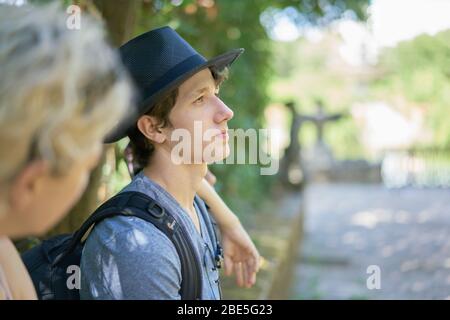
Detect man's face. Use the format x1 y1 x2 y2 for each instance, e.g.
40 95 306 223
164 68 234 164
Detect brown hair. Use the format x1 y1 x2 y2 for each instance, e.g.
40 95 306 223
127 67 229 173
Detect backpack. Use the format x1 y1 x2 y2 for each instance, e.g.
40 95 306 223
21 191 223 300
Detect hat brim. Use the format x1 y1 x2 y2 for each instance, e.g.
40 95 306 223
104 48 244 143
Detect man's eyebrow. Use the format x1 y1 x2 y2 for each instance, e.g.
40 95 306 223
186 83 218 99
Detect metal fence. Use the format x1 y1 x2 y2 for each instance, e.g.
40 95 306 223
381 148 450 188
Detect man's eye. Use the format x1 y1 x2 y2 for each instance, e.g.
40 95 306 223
194 96 204 103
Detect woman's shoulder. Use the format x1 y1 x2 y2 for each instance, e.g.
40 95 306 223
0 237 37 300
0 262 12 300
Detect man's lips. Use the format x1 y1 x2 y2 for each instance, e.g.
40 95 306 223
214 129 229 139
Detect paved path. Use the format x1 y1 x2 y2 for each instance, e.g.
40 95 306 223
290 183 450 299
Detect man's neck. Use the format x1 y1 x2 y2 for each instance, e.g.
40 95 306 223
143 150 207 212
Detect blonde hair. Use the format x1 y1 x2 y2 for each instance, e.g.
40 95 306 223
0 3 132 214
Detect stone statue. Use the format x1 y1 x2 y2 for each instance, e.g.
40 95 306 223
301 99 344 146
301 99 345 174
279 101 305 189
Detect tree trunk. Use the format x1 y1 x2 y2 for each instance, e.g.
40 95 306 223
48 0 139 235
93 0 139 46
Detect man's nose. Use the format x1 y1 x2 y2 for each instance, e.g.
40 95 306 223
214 97 234 123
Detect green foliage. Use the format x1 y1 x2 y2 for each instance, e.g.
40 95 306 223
260 0 368 31
373 29 450 147
269 32 366 160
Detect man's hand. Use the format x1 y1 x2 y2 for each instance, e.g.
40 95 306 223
220 220 261 288
205 169 217 186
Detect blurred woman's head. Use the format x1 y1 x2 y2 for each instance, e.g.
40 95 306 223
0 4 132 238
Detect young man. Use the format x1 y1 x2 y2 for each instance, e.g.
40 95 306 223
80 26 258 300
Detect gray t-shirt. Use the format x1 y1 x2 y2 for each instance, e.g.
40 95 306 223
80 172 221 300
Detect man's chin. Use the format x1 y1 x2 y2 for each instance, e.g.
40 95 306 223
203 146 230 164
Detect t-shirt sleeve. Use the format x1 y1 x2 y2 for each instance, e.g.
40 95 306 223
80 216 182 300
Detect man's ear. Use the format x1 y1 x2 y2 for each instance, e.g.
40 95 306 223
9 160 49 212
136 115 167 144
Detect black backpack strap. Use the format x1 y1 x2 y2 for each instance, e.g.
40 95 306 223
55 191 202 300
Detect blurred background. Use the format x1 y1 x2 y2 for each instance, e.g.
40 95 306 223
7 0 450 299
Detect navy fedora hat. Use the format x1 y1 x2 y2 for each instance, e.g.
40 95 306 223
104 26 244 143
